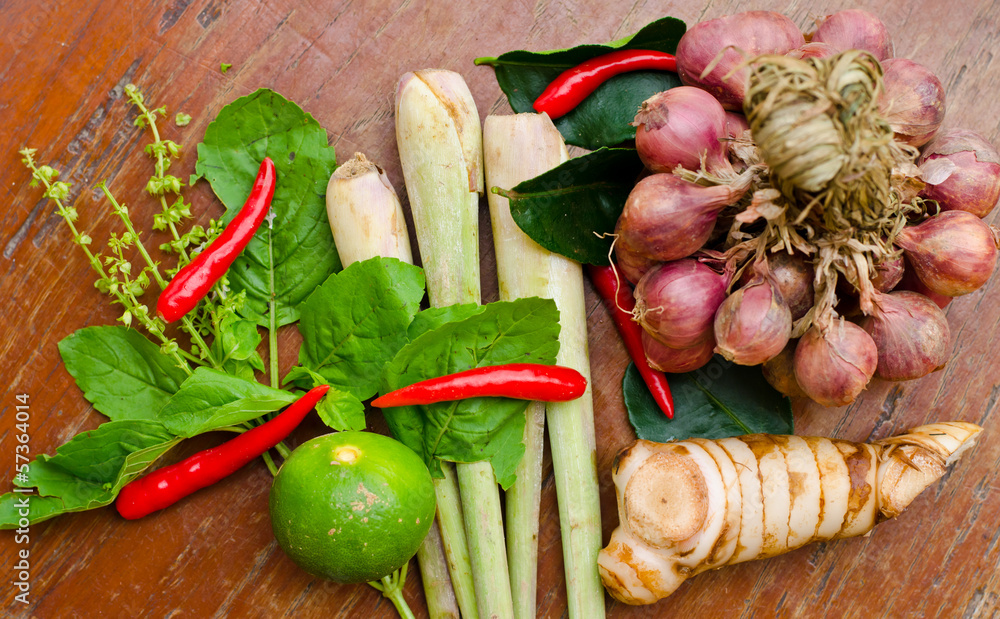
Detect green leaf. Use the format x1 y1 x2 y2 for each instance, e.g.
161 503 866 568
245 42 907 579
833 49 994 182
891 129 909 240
157 367 297 437
0 420 180 528
193 88 340 327
58 326 190 421
212 314 265 380
381 298 561 489
503 148 644 265
406 304 484 340
625 358 794 441
315 388 366 432
475 17 685 149
289 257 426 399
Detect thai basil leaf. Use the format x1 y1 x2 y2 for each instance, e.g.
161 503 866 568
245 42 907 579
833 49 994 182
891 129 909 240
58 326 189 421
475 17 685 149
625 358 794 441
193 88 340 327
315 387 367 432
156 367 297 437
0 420 180 528
502 147 644 265
381 298 561 489
287 257 426 400
212 315 266 381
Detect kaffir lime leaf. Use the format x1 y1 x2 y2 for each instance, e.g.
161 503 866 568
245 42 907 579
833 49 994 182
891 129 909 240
269 431 436 584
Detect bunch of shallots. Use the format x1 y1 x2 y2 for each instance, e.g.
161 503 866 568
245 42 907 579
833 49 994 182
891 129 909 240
621 9 1000 406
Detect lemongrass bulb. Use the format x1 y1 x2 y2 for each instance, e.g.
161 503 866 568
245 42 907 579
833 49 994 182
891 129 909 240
326 153 412 267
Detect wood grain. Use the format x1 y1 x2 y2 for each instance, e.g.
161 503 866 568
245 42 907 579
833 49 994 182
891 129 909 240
2 0 999 617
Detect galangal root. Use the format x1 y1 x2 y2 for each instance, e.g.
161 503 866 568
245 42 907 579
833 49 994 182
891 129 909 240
597 422 982 605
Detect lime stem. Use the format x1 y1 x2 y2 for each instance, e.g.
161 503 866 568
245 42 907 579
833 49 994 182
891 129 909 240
368 565 415 619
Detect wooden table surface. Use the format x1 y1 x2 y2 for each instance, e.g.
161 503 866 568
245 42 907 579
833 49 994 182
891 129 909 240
3 0 999 617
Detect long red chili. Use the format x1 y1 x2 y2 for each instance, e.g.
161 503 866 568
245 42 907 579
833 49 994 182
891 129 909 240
115 384 329 520
587 264 675 419
372 363 587 408
157 157 277 323
533 49 678 120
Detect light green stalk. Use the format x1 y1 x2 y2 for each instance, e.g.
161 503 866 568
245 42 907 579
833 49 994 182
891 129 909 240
325 151 458 618
396 69 512 619
483 113 605 619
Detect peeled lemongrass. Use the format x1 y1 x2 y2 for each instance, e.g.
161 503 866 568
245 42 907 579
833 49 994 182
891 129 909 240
484 112 604 619
325 153 458 619
598 422 982 605
396 69 510 619
325 152 413 266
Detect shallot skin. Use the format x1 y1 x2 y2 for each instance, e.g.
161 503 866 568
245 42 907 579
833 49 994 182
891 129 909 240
810 9 894 61
794 321 878 407
786 41 839 60
896 211 998 297
676 11 804 111
860 291 950 381
878 58 945 147
919 129 1000 218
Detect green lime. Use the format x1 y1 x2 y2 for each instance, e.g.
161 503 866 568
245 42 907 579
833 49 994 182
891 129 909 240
269 431 436 584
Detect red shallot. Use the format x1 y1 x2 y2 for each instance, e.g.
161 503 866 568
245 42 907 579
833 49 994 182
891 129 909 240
859 290 950 381
634 87 734 176
713 268 792 366
895 211 998 297
615 173 745 262
739 251 814 320
675 11 804 111
761 340 806 398
793 320 878 407
642 330 715 374
878 58 945 147
919 129 1000 218
634 259 729 349
810 9 894 61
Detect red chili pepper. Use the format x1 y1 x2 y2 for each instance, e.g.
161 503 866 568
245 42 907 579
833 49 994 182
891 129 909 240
533 49 678 120
115 384 329 520
587 264 675 419
372 363 587 408
157 157 277 323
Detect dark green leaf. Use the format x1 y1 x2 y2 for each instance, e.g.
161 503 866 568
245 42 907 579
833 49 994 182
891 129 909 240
289 257 426 399
381 298 561 489
315 388 366 432
625 357 794 441
58 326 189 421
157 367 296 437
475 17 685 149
0 420 180 528
503 148 644 265
193 88 340 327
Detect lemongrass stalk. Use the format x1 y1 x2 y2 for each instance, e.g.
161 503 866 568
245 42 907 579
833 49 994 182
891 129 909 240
325 152 459 619
396 69 512 619
483 113 605 619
